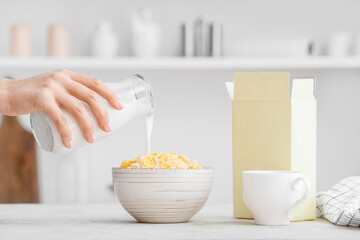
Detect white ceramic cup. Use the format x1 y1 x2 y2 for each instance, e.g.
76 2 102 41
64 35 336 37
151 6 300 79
242 171 310 226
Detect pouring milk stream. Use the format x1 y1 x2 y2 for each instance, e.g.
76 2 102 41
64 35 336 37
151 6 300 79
30 74 155 155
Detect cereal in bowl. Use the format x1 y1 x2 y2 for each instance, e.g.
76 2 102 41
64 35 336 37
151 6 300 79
119 152 202 169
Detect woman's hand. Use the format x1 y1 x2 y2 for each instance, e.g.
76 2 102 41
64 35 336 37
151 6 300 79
0 69 123 148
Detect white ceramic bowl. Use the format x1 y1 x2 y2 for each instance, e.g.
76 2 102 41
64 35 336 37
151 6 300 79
112 168 213 223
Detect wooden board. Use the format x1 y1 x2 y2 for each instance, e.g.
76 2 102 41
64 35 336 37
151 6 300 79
0 115 39 203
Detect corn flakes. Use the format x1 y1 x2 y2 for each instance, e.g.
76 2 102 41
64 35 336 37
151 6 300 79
119 152 202 169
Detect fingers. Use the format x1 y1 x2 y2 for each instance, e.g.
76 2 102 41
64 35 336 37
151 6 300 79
66 70 122 110
65 80 111 133
57 93 95 144
42 100 72 148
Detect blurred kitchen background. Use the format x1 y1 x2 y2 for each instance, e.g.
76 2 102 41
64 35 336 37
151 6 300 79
1 0 360 204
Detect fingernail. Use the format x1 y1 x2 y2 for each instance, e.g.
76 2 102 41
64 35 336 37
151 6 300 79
68 140 73 148
117 101 124 110
107 122 112 132
91 134 96 143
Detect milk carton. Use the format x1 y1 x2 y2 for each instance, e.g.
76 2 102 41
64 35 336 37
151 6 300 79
226 72 316 221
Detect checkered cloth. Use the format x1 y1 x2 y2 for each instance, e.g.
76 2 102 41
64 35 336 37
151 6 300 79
317 176 360 227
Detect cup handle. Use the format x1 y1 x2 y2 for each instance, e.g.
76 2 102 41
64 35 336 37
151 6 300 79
286 176 311 220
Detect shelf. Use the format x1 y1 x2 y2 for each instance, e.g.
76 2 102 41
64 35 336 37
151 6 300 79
1 57 360 70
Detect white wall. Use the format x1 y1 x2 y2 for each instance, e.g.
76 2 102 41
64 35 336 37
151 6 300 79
1 0 360 204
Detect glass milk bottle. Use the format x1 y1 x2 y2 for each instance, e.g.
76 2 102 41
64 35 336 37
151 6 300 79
30 74 155 154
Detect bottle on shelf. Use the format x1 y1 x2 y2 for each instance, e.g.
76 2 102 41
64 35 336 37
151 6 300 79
48 24 69 57
10 24 32 57
91 21 119 58
131 9 161 58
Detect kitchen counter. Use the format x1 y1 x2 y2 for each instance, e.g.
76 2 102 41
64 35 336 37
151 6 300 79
0 204 358 239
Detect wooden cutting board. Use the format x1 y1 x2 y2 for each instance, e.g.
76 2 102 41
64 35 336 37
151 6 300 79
0 115 39 203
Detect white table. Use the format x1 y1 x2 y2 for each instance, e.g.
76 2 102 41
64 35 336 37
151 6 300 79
0 204 358 239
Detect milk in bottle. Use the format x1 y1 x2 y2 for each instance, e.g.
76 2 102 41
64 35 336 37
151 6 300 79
30 74 155 154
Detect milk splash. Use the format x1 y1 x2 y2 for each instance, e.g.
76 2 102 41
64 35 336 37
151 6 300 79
145 113 153 156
